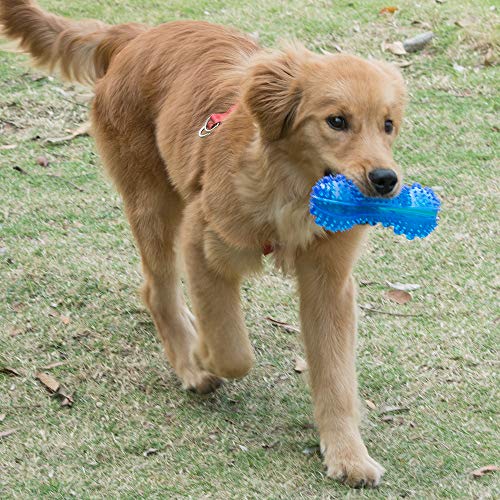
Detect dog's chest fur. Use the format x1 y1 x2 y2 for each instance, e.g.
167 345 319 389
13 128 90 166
233 154 326 268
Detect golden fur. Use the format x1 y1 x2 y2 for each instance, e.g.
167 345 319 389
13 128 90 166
1 0 408 487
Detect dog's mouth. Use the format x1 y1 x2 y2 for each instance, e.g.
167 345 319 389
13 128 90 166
322 168 402 199
323 168 337 178
362 181 402 199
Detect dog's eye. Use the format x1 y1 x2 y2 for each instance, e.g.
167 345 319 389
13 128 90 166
384 119 394 134
326 115 348 131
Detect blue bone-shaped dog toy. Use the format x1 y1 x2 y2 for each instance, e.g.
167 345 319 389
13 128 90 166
310 175 441 240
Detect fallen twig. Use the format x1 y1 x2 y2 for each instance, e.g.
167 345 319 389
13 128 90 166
12 165 85 192
379 405 410 415
359 305 424 318
12 166 28 175
44 122 91 144
265 317 300 333
45 174 84 192
10 404 42 409
0 367 21 377
359 281 379 287
471 465 499 478
0 429 18 439
42 361 67 370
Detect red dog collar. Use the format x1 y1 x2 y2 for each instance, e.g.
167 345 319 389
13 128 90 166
198 105 237 137
198 104 273 256
262 242 274 256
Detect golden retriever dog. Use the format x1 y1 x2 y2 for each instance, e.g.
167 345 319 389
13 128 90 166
1 0 407 487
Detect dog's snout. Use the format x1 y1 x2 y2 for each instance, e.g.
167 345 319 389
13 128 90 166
368 168 398 195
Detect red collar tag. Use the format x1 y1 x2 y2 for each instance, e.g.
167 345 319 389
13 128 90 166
198 105 237 137
198 104 272 256
262 243 274 256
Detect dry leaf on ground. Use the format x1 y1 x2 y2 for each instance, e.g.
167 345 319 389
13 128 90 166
471 465 499 478
294 356 308 373
382 41 407 56
36 372 74 407
0 144 17 150
0 414 6 422
59 390 74 407
483 47 496 67
365 399 377 410
386 281 420 291
384 289 412 304
60 315 71 325
36 372 60 392
36 156 49 167
43 361 67 370
0 429 18 439
380 6 398 14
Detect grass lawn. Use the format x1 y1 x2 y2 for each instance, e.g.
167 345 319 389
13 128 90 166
1 0 498 497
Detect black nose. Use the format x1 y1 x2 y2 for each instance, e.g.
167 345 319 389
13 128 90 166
368 168 398 195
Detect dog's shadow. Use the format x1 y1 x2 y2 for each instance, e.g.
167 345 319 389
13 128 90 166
126 299 317 458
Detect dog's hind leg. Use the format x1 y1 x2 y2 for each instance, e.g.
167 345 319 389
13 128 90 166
93 128 221 394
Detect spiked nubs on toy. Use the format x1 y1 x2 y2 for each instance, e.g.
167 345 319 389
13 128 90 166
310 175 441 240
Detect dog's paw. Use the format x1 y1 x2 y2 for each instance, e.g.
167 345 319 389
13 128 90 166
322 440 384 488
182 368 223 394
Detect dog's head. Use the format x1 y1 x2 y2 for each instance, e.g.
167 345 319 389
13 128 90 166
243 46 407 197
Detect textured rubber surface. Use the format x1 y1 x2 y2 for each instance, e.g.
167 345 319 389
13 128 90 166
310 175 441 240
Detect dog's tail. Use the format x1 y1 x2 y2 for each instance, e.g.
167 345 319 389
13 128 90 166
0 0 147 85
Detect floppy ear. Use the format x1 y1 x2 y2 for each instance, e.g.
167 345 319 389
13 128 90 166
243 48 306 142
373 60 408 105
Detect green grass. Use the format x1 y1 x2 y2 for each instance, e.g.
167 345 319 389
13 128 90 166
1 0 498 497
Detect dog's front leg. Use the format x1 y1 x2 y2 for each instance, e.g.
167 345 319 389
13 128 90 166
295 232 384 488
181 198 259 382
